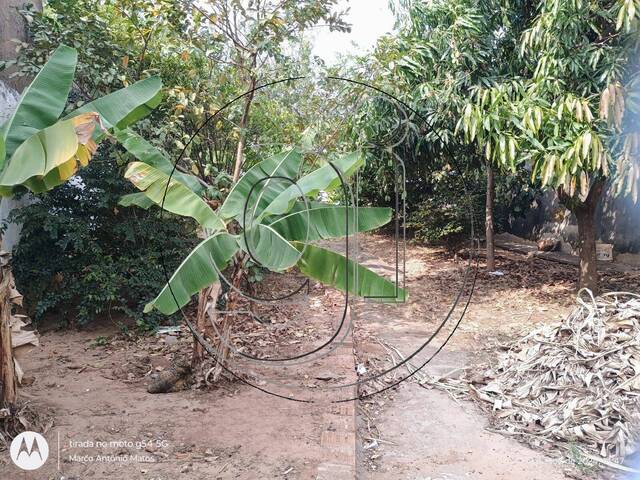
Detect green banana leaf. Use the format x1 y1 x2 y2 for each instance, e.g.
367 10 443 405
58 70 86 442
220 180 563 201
269 206 392 241
0 135 5 168
219 148 303 221
261 151 364 218
114 128 204 195
0 113 98 195
145 232 239 314
118 192 155 209
1 45 77 163
242 224 301 271
295 243 406 302
65 76 162 136
124 161 226 231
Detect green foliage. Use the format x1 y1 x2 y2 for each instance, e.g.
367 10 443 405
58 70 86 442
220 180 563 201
406 167 537 246
459 0 640 205
91 336 109 348
5 0 354 329
352 0 535 242
407 198 468 245
0 39 166 329
10 153 197 328
0 43 161 197
125 145 405 315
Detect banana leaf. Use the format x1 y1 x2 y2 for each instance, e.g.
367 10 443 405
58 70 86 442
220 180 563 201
261 151 363 218
219 148 303 221
118 192 155 209
242 224 301 271
295 243 406 302
0 135 5 168
269 206 391 241
124 162 226 231
0 113 98 195
1 45 77 162
144 232 239 314
65 76 162 137
114 128 204 195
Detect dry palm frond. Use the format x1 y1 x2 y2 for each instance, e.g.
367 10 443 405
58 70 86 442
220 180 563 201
430 289 640 467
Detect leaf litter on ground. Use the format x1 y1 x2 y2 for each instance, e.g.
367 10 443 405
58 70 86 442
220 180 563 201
412 289 640 472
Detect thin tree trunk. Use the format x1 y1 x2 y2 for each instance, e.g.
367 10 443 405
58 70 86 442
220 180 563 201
232 79 256 182
0 257 17 406
485 161 495 271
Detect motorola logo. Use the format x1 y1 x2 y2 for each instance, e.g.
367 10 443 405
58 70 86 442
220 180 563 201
9 431 49 470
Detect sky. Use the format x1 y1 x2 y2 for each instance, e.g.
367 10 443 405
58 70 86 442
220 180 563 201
311 0 396 64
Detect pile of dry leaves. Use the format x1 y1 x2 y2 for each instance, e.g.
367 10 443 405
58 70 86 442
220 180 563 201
430 290 640 468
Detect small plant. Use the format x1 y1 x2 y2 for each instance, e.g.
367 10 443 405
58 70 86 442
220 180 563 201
91 336 109 348
566 443 598 476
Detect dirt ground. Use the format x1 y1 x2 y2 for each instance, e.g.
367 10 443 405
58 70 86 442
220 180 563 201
351 234 640 480
2 234 639 479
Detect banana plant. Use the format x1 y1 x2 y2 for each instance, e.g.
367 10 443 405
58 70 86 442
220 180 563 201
119 138 406 315
0 44 162 196
0 44 162 407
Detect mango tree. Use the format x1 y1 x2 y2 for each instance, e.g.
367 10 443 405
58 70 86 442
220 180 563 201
120 135 405 377
0 45 162 406
368 0 533 271
460 0 640 292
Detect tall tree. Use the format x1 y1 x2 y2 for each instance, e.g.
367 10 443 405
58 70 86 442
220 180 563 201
191 0 349 181
365 0 534 268
462 0 640 291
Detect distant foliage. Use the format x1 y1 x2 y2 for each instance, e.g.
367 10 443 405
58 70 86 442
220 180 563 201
349 0 539 246
405 167 538 246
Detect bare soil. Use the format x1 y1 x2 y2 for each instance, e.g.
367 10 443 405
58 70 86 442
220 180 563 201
351 234 640 480
2 234 639 479
1 276 355 479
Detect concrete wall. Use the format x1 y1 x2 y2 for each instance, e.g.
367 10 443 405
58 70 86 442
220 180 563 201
1 0 42 90
1 0 41 252
509 186 640 256
0 80 25 252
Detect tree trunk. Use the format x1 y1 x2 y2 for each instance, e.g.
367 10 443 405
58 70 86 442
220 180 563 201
192 283 220 367
485 161 495 271
231 79 256 182
573 180 605 293
0 257 17 407
575 206 598 293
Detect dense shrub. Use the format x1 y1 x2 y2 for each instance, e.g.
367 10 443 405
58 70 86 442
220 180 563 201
399 162 538 247
9 148 197 329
